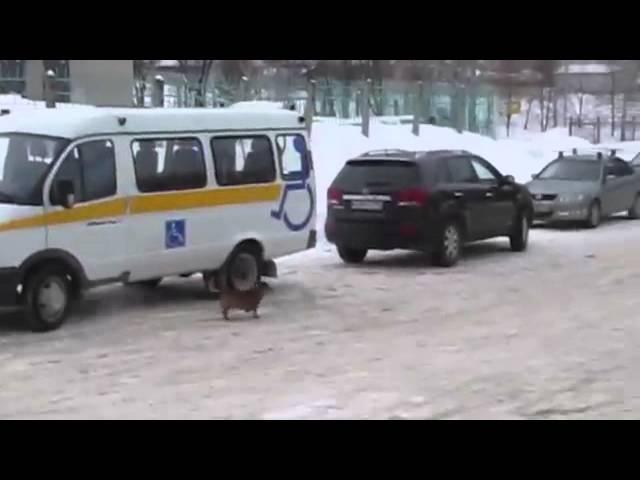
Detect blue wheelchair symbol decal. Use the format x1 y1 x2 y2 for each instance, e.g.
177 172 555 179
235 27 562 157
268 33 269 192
165 219 186 249
270 181 315 232
270 138 314 232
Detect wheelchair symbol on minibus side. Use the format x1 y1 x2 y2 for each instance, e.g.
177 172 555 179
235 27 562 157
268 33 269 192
165 219 186 249
270 136 315 232
270 180 315 232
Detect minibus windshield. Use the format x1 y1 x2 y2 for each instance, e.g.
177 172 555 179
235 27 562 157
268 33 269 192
0 134 69 205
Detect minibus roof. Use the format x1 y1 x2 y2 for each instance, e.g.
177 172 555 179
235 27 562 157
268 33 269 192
0 107 306 140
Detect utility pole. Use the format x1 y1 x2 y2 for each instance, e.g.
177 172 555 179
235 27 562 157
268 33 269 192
152 75 165 107
44 70 56 108
361 78 371 137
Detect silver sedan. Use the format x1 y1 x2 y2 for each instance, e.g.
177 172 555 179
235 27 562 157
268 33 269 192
527 153 640 228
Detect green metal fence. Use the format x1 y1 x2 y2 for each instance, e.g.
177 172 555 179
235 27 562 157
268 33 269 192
310 81 496 136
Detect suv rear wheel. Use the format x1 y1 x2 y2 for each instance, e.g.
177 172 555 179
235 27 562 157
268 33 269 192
337 246 368 264
432 221 462 267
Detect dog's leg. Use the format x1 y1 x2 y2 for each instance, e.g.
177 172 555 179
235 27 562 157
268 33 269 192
223 308 229 321
253 309 259 319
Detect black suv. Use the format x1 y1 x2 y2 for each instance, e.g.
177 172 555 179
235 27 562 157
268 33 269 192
324 149 534 266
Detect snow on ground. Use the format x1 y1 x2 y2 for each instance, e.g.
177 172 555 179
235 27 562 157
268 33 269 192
229 101 286 111
0 219 633 419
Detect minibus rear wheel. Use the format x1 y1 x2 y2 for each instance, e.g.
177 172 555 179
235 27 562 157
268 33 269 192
222 245 261 292
22 265 72 332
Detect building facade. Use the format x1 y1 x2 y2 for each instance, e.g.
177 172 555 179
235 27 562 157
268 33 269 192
0 60 134 106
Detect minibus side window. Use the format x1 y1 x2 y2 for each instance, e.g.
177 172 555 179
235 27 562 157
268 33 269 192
275 134 310 181
211 135 275 186
130 137 206 193
50 139 116 205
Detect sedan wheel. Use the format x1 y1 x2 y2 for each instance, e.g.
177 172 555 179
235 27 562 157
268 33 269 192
586 201 601 229
628 195 640 219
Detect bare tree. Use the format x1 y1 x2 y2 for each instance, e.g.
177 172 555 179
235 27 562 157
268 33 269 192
174 60 213 106
133 60 151 107
194 60 214 106
535 60 557 132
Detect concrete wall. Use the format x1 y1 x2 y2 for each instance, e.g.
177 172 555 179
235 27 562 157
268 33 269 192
69 60 133 106
22 60 134 106
23 60 45 100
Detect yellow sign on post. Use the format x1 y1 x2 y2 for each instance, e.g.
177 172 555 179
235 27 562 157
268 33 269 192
507 100 521 115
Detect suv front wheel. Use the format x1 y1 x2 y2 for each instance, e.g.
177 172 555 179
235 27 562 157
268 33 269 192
509 211 530 252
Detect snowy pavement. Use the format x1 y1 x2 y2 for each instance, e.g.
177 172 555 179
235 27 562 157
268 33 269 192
0 218 636 419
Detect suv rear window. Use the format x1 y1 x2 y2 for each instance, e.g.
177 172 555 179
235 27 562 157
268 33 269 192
333 160 421 190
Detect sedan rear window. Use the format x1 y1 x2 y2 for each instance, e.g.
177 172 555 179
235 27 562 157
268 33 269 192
538 159 602 182
333 160 420 190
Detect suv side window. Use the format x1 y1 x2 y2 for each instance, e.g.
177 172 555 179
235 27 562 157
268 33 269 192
470 156 500 183
50 139 117 205
446 156 479 183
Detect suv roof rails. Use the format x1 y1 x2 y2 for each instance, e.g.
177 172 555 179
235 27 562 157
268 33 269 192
413 149 470 159
556 148 579 156
360 149 413 157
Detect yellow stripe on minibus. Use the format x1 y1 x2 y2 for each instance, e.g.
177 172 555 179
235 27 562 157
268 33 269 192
0 184 283 233
130 183 282 214
0 198 128 233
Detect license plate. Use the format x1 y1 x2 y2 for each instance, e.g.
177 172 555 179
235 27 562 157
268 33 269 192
351 200 383 211
534 202 552 213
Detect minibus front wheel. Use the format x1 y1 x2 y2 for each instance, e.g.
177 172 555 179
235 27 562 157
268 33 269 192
22 264 72 332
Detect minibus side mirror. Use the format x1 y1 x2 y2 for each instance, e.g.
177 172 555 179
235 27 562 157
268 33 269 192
54 180 76 209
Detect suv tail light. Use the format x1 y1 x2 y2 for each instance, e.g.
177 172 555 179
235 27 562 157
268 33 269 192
395 188 429 207
328 187 343 206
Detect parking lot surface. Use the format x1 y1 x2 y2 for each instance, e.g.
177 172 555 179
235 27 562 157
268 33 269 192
0 219 635 419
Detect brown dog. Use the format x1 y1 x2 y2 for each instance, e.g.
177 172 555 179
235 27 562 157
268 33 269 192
220 283 267 320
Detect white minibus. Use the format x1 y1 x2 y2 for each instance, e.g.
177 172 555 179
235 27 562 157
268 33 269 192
0 107 316 331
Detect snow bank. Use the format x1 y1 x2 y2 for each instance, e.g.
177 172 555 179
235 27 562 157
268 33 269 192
310 119 593 240
228 101 286 111
0 94 95 112
596 140 640 160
